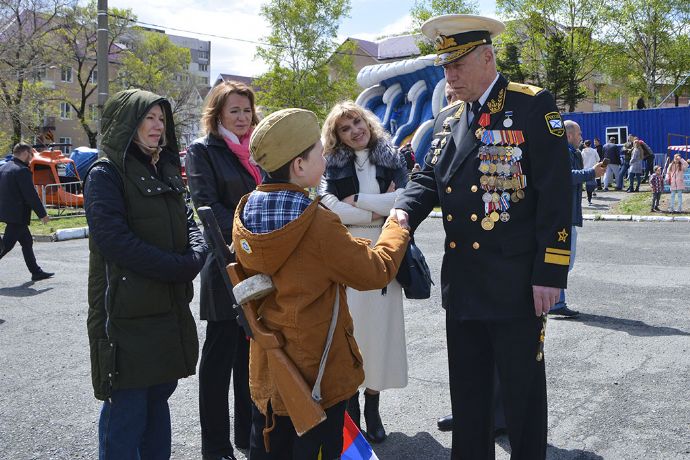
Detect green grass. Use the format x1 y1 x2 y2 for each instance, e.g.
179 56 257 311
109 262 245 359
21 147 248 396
611 191 677 216
0 210 87 236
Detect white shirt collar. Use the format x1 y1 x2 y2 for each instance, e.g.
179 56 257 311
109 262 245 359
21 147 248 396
475 73 500 108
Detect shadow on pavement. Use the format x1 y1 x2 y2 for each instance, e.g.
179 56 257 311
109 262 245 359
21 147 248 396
496 437 604 459
589 196 620 202
556 312 689 337
375 431 450 459
0 281 53 297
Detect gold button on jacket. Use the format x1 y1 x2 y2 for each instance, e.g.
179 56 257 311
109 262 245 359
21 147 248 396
446 186 453 193
449 241 457 249
471 185 478 192
446 214 453 222
470 214 478 222
472 242 480 250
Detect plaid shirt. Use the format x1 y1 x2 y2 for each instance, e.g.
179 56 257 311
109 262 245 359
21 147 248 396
650 172 663 193
242 189 311 234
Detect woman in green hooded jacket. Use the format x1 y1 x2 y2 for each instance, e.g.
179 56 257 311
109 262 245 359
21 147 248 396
84 89 208 459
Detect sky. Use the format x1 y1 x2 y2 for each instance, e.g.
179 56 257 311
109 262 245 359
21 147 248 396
107 0 498 79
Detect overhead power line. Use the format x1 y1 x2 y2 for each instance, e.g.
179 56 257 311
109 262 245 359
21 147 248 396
108 12 422 60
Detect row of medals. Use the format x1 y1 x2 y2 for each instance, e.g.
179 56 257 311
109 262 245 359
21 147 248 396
476 129 527 231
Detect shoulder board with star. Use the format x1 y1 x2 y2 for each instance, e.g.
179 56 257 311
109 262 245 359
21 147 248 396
507 82 542 97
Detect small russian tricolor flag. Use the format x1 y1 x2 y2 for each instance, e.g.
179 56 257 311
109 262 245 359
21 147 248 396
341 412 379 460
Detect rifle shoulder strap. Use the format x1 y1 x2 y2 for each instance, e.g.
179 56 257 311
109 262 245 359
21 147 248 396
311 286 340 402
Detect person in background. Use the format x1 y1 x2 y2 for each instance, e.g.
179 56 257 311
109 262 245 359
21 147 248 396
602 136 622 191
0 142 53 281
186 81 259 460
550 121 606 318
650 165 663 212
666 154 688 213
639 140 655 182
626 139 643 192
593 137 604 190
319 101 409 443
84 89 208 459
580 139 600 204
618 134 635 190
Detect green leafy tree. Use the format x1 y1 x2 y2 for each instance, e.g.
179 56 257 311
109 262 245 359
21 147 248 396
0 0 71 145
254 0 357 120
116 30 200 144
496 41 525 83
497 0 613 111
660 34 690 106
55 1 133 147
410 0 479 54
606 0 690 106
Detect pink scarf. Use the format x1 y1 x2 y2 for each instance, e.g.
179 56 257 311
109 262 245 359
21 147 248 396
220 125 262 186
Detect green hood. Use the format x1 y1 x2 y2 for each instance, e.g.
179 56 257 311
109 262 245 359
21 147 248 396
100 89 179 170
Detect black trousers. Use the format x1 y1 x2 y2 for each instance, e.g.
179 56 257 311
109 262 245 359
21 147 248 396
199 319 252 457
248 400 347 460
0 223 40 274
447 314 547 460
652 192 661 209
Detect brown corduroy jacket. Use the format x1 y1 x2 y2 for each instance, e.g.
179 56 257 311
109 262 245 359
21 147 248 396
232 182 409 416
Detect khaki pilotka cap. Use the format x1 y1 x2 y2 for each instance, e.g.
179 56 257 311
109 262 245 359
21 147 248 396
250 108 321 172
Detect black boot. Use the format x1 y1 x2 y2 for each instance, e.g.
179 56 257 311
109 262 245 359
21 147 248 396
364 392 387 443
347 391 361 430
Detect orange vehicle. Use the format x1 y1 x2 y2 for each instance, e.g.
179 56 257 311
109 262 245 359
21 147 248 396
29 147 84 207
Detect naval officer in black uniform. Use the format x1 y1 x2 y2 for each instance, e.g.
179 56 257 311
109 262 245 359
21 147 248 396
393 14 572 460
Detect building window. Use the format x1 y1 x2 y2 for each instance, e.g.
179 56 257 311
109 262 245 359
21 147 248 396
89 103 98 121
89 69 97 84
605 126 628 144
198 50 209 59
199 76 209 85
61 66 73 83
199 63 208 72
34 66 47 82
58 137 71 154
593 87 601 104
60 102 72 119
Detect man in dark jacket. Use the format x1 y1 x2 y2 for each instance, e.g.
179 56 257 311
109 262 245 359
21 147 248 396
0 143 53 281
602 137 622 191
550 121 605 318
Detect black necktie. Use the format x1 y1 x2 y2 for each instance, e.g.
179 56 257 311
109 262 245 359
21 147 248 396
469 101 481 126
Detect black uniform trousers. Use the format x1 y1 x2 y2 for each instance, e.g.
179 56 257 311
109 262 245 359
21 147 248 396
447 313 546 460
199 319 252 457
248 400 347 460
0 223 40 274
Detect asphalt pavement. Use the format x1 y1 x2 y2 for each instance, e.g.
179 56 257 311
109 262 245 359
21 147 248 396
0 219 689 459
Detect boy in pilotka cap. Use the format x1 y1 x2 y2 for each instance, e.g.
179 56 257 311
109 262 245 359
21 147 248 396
232 108 409 459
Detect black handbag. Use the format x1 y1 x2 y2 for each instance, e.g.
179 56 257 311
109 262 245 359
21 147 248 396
396 239 433 299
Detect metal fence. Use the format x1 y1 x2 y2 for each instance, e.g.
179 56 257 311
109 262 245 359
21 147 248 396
35 181 85 217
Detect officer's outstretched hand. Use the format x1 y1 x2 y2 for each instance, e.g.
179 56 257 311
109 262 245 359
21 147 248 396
532 285 560 316
391 208 409 229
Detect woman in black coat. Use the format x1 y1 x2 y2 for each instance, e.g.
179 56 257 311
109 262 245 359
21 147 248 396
186 81 261 460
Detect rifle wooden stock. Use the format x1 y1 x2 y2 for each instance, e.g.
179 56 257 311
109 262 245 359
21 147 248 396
227 263 326 436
